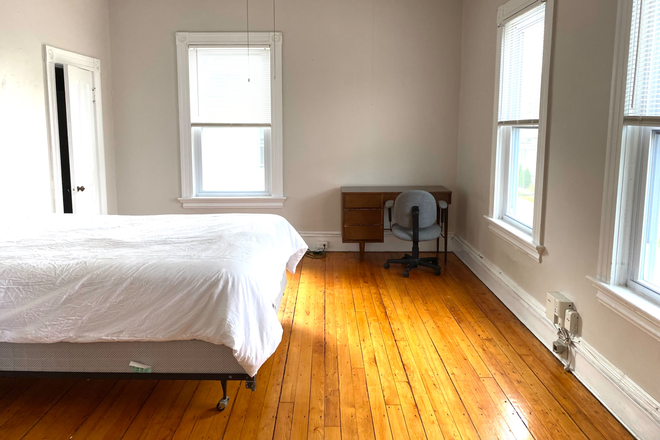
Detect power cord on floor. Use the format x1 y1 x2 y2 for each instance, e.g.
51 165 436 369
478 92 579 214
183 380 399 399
305 243 326 259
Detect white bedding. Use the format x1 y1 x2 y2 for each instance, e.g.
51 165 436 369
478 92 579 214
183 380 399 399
0 214 307 377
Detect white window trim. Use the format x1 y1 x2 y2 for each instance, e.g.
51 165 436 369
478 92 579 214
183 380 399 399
485 0 554 263
44 46 108 214
592 0 660 341
175 32 284 209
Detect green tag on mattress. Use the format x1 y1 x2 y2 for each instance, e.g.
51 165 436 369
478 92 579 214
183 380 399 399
129 361 152 373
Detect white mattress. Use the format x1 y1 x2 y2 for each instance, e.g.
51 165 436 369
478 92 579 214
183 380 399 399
0 214 307 377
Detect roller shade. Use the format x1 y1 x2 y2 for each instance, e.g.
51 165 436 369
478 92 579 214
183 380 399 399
498 3 546 123
189 47 271 124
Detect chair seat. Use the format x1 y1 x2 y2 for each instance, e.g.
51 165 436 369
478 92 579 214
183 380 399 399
391 223 442 242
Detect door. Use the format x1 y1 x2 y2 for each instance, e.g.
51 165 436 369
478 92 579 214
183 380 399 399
65 65 102 215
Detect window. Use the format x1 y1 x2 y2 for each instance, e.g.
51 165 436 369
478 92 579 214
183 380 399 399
618 0 660 298
486 0 554 262
176 32 284 208
590 0 660 342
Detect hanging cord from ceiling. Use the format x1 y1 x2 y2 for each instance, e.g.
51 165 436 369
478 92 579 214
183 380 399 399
272 0 276 79
246 0 251 82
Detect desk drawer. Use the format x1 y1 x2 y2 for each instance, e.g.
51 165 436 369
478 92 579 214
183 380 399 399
344 209 382 226
344 194 382 209
343 225 383 241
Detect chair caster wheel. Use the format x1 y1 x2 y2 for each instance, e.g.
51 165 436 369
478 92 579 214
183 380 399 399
402 271 409 278
216 397 229 411
435 269 441 276
383 263 390 269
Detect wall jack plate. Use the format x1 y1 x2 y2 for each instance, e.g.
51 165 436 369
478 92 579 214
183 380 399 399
316 241 328 251
552 340 568 355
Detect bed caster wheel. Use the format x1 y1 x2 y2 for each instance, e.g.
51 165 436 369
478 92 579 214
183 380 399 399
383 262 390 269
402 271 409 278
434 269 441 276
216 397 229 411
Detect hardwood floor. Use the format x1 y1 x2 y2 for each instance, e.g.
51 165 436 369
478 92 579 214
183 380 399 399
0 252 634 439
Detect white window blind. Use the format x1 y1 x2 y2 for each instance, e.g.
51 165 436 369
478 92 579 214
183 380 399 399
626 0 660 117
189 47 271 124
499 4 546 123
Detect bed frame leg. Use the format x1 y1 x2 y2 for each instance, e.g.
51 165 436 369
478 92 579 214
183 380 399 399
216 379 229 411
246 376 256 391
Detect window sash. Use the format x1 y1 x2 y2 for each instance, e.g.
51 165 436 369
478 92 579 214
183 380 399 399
499 125 538 233
192 126 272 197
498 2 546 123
626 125 660 297
625 0 660 117
189 46 272 125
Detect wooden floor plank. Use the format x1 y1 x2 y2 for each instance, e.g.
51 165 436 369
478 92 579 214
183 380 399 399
324 253 341 428
0 378 77 439
257 265 303 440
273 402 294 440
6 252 635 440
22 379 116 440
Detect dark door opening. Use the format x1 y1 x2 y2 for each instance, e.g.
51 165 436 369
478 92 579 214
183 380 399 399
55 64 73 214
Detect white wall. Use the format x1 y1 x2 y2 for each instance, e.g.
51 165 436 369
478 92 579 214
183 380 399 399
108 0 462 237
0 0 117 214
456 0 660 402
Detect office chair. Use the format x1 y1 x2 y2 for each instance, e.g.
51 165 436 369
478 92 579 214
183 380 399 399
383 190 445 278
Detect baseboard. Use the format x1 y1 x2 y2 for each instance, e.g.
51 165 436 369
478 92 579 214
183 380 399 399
452 235 660 440
298 231 456 253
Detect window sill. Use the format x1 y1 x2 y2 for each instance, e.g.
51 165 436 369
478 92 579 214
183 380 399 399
484 216 545 262
178 196 286 209
588 276 660 342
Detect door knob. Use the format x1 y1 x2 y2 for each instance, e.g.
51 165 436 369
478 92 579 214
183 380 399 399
76 186 85 192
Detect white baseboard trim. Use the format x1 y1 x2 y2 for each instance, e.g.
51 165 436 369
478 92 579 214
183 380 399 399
298 231 456 253
452 235 660 440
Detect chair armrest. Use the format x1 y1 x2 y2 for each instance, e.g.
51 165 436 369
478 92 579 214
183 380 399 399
438 201 448 228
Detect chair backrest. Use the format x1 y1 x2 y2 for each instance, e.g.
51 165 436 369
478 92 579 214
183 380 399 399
393 190 437 229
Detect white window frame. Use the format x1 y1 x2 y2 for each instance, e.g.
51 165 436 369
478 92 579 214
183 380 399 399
44 46 108 214
485 0 554 263
591 0 660 342
175 32 285 209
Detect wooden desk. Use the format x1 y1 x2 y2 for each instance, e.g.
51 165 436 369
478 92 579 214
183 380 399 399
341 186 452 260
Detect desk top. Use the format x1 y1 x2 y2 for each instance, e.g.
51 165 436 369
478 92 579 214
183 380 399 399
341 185 451 193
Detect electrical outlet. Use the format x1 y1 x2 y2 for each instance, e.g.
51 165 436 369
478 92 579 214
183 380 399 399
316 241 328 251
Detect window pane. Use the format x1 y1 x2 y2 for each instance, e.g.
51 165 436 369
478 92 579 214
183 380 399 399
499 4 545 122
639 134 660 290
197 127 267 193
505 127 538 228
190 47 271 124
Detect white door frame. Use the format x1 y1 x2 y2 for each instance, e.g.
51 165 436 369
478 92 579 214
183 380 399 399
44 45 107 214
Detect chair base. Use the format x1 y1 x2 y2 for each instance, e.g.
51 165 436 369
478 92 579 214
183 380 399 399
384 254 441 277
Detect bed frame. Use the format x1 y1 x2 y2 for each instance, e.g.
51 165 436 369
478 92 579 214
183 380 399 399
0 340 255 411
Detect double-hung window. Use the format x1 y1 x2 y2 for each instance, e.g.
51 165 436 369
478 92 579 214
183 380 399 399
615 0 660 298
486 0 554 262
590 0 660 341
176 32 284 208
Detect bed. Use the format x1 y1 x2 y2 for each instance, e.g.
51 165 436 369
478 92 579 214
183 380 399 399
0 213 307 410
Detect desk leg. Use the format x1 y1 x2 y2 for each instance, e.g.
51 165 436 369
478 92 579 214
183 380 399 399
436 205 440 254
444 206 449 263
359 242 365 261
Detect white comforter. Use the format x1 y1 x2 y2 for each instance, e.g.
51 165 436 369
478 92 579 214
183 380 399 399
0 214 307 377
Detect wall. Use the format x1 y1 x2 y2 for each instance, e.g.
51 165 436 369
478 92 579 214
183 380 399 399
0 0 117 214
456 0 660 403
108 0 462 238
